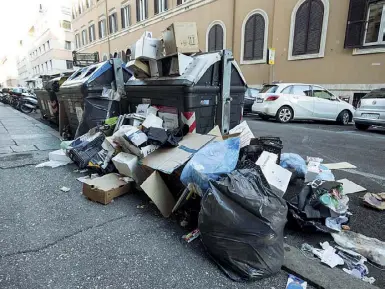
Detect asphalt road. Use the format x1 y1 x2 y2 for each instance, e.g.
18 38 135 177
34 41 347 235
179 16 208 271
0 107 384 288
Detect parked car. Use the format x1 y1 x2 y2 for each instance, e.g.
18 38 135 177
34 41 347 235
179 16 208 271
252 83 355 124
353 88 385 130
243 88 259 113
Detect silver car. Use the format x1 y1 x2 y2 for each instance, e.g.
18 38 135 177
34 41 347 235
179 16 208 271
354 89 385 130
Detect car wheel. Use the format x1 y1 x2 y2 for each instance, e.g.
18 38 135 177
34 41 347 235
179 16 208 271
355 123 370 131
259 114 270 121
337 110 351 125
276 106 293 123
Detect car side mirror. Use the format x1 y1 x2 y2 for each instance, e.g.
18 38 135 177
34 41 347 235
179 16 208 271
331 96 337 101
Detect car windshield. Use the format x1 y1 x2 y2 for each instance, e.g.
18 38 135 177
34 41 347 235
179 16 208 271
260 85 278 93
362 90 385 99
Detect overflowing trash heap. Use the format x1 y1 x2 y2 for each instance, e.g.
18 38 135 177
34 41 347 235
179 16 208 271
36 22 384 286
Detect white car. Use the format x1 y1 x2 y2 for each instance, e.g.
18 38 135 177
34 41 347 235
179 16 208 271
252 83 355 125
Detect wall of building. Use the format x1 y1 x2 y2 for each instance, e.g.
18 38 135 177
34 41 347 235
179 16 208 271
272 0 385 85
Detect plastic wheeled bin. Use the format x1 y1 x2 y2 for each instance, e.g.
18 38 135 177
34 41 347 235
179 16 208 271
122 51 247 134
35 74 71 125
57 59 132 138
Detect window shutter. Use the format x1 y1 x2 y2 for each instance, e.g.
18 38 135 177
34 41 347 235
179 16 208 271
164 0 168 10
136 0 140 22
98 21 102 38
208 26 217 51
306 0 324 54
344 0 368 48
145 0 148 19
121 7 125 28
89 26 92 42
114 13 117 31
243 14 265 60
215 25 224 50
253 14 265 60
293 1 310 56
177 0 182 5
154 0 159 15
244 16 255 60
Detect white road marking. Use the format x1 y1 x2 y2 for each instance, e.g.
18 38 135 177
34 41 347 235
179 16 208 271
340 169 385 182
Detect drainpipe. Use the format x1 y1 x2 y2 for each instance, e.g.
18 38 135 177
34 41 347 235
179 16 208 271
105 0 111 56
231 0 236 52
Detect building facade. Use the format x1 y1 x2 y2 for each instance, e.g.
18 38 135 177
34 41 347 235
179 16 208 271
16 3 75 89
0 56 19 87
72 0 385 104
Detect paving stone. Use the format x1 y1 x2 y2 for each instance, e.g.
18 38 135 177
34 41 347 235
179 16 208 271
0 147 12 154
0 139 15 146
34 143 61 151
11 145 38 153
12 134 58 141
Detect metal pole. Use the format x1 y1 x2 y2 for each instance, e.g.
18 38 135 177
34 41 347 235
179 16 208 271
220 50 234 135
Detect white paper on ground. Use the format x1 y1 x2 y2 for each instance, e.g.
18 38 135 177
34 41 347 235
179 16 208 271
49 149 72 162
337 179 366 194
324 162 357 170
256 151 291 193
229 121 255 148
319 242 344 268
36 160 72 168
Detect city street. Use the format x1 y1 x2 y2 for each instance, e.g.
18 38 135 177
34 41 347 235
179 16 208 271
0 105 384 289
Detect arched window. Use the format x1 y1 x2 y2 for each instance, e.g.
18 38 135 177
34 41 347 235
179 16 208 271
289 0 329 60
206 21 225 52
121 50 126 62
241 10 268 64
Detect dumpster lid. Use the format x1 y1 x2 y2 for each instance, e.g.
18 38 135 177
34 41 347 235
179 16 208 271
64 60 131 86
126 51 247 86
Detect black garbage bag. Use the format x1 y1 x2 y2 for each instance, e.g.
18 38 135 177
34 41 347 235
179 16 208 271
199 168 288 281
287 181 343 233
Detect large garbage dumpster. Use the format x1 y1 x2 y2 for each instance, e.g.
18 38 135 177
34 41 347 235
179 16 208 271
35 74 71 125
57 59 132 138
123 51 246 134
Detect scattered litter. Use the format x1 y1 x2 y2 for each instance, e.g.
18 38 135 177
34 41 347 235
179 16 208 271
140 171 176 217
342 225 350 231
318 242 345 268
288 181 348 232
285 274 307 289
180 137 240 192
362 192 385 210
324 162 357 170
73 169 79 173
136 205 145 209
36 160 72 168
280 153 307 178
79 169 88 173
60 186 71 192
325 216 349 232
307 156 323 163
257 151 292 195
228 121 254 148
337 179 366 195
332 230 385 266
180 220 188 227
182 229 200 243
362 276 376 284
82 173 132 205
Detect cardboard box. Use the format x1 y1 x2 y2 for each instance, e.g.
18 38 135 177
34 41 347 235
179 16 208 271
142 133 215 174
162 22 199 55
127 59 150 78
112 152 151 185
141 171 176 217
132 32 162 60
82 173 132 205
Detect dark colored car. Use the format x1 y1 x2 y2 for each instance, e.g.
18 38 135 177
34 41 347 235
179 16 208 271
243 88 259 113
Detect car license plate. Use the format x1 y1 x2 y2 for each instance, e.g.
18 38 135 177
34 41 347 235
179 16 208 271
361 113 379 119
257 98 263 103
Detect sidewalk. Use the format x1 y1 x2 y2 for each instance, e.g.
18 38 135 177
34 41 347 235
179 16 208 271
0 103 60 155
